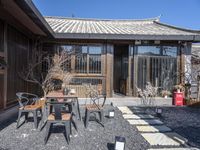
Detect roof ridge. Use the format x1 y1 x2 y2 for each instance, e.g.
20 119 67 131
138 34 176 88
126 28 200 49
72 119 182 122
154 21 200 33
44 16 160 22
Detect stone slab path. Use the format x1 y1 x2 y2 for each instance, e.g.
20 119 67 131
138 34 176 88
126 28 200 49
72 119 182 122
136 125 172 133
127 119 163 125
123 114 154 119
118 106 199 149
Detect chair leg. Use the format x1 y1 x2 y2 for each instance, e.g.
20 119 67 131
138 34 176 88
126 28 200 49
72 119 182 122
100 110 104 124
71 116 78 132
39 109 43 118
25 112 29 123
85 109 90 128
33 110 38 129
44 122 51 144
64 121 70 144
16 110 22 129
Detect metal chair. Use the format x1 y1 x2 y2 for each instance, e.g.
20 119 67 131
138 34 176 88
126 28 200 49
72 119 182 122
44 101 72 144
84 89 106 128
16 92 42 129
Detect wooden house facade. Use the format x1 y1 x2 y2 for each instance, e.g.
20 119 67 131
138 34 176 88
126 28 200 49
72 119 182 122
0 0 200 110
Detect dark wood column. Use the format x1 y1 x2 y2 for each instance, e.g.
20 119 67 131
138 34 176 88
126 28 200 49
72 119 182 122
3 22 7 109
106 44 114 97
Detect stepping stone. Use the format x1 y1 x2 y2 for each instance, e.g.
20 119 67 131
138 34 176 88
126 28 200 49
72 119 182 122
132 110 145 114
128 119 163 125
148 148 199 150
136 125 172 133
165 132 188 145
132 106 142 110
141 133 180 146
117 106 133 114
123 114 155 119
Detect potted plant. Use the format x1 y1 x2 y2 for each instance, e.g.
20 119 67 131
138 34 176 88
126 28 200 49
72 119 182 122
161 90 171 98
174 84 183 93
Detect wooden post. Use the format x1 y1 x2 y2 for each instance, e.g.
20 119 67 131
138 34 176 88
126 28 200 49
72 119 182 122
106 44 113 97
3 22 7 109
127 45 133 96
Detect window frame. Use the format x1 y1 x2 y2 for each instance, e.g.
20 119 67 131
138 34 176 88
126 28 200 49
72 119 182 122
75 45 102 74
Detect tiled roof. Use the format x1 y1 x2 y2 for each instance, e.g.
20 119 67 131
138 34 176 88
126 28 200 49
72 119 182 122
44 16 200 40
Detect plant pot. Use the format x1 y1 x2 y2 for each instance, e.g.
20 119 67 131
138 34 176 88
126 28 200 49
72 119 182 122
63 88 69 95
164 95 168 98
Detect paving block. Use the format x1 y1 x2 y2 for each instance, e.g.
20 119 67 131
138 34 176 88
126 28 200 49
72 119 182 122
117 106 133 114
128 119 163 125
123 114 155 119
141 133 180 146
136 125 172 133
165 132 188 145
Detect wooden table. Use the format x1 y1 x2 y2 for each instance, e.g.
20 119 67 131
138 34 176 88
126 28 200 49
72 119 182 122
40 92 82 130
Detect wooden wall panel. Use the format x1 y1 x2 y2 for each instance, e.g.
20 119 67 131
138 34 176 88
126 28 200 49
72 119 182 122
0 74 4 109
6 25 29 105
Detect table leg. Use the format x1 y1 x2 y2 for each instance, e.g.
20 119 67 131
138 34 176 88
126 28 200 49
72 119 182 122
76 98 82 121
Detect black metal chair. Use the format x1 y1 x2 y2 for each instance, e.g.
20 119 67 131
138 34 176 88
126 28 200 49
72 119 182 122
16 92 42 129
44 101 72 144
84 90 106 128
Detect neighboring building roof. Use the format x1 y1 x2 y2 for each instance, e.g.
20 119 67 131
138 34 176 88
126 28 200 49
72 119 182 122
45 16 200 41
192 44 200 64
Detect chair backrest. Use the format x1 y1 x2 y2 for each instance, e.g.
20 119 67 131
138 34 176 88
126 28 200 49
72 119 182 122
16 92 38 107
48 101 71 120
89 90 106 108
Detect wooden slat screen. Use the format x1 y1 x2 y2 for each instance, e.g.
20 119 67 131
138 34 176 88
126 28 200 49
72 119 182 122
137 55 177 91
89 54 101 73
134 46 178 92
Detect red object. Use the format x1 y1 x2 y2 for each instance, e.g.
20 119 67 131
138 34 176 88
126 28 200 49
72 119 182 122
173 92 184 106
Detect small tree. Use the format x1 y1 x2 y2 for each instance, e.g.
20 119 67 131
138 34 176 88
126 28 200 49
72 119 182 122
19 46 75 97
136 82 158 106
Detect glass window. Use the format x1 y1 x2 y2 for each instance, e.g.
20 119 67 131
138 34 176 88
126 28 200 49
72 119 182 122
89 46 101 54
75 46 87 73
137 46 161 55
162 46 177 57
57 45 73 71
58 45 73 52
134 45 178 92
89 46 101 74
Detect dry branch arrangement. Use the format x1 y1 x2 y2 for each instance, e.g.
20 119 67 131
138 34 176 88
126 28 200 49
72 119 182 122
19 45 75 96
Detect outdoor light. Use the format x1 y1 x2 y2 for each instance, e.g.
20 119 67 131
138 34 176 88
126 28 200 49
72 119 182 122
108 102 115 118
135 40 141 45
156 107 162 117
114 136 126 150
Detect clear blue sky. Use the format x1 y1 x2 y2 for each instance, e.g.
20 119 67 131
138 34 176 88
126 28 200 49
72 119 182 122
33 0 200 30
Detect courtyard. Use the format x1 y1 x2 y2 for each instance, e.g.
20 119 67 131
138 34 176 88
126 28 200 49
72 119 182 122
0 104 199 150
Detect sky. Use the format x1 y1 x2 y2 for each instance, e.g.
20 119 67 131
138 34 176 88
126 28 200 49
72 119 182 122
33 0 200 30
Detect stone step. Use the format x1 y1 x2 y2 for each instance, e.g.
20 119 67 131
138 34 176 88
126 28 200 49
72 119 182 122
123 114 155 119
136 125 172 133
141 133 181 146
128 119 163 125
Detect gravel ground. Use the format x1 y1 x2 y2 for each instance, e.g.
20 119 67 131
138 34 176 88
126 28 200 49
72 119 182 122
0 106 149 150
135 106 200 148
